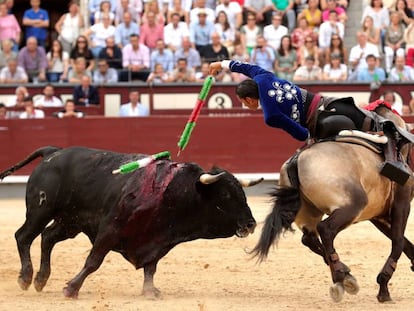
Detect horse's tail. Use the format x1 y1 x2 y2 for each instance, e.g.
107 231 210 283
249 185 301 262
0 146 61 180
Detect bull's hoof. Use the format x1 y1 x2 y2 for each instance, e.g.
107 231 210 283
142 287 162 300
17 276 31 290
343 274 359 295
330 283 344 303
63 286 79 299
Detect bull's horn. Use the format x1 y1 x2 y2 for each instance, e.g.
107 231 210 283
199 172 225 184
238 177 264 187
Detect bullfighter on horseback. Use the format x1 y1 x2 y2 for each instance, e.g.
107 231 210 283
209 60 413 185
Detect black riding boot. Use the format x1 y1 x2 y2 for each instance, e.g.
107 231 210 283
380 135 411 185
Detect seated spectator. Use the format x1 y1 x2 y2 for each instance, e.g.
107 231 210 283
98 36 123 69
274 35 297 81
6 86 29 108
114 11 140 49
361 15 381 50
167 58 196 82
214 10 236 55
46 39 69 82
215 0 243 31
115 0 141 26
94 0 115 24
322 0 348 24
22 0 49 48
263 12 288 52
164 12 190 54
146 62 169 84
250 36 275 72
297 0 322 32
240 12 262 55
0 57 28 84
394 0 413 26
53 98 85 118
33 83 63 108
142 0 166 25
93 59 119 83
195 61 210 82
150 39 174 73
167 0 190 24
19 96 45 119
200 32 230 63
230 43 249 82
190 9 215 53
293 55 323 81
190 0 215 24
291 17 315 50
88 0 117 24
70 35 95 72
388 55 414 81
0 1 21 52
324 34 348 66
271 0 296 32
83 12 116 58
73 75 100 106
140 10 164 51
320 0 349 10
0 39 17 69
119 90 149 117
318 10 345 64
297 35 321 67
384 11 406 73
174 37 201 70
322 53 348 81
356 54 386 82
18 36 48 83
348 31 380 81
402 104 412 115
383 90 403 115
55 0 84 53
120 33 151 82
0 103 7 119
242 0 273 26
67 57 92 83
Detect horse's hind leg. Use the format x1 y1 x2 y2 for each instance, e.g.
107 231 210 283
34 221 80 292
376 187 411 303
371 218 414 271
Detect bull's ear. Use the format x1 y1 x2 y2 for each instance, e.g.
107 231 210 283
199 172 225 184
238 177 264 187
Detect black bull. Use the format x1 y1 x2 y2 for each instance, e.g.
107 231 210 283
0 146 262 298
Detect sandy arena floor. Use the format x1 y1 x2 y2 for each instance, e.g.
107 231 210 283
1 197 414 311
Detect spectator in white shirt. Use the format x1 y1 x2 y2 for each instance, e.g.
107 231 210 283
34 84 63 108
19 96 45 119
389 55 414 81
163 12 189 53
215 0 243 30
119 90 149 117
318 10 345 53
263 13 288 51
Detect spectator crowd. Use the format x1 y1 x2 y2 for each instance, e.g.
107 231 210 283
1 0 414 117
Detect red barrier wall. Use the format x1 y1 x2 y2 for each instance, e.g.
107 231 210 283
0 116 303 176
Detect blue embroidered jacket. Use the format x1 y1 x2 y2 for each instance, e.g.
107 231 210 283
228 61 309 141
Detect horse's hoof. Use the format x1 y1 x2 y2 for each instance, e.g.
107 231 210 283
63 286 79 299
343 275 359 295
142 287 162 300
377 294 393 303
330 283 344 303
33 278 46 292
17 276 31 290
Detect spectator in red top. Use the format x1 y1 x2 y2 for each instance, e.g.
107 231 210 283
139 11 164 51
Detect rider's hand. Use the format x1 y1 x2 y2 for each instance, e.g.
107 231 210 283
209 62 222 76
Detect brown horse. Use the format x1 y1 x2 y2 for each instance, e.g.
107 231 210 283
250 136 414 303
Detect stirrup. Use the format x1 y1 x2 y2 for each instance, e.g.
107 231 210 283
380 161 411 185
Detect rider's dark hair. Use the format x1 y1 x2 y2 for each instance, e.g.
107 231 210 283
236 79 259 99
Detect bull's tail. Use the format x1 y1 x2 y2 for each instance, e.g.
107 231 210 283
249 185 301 262
0 146 61 180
